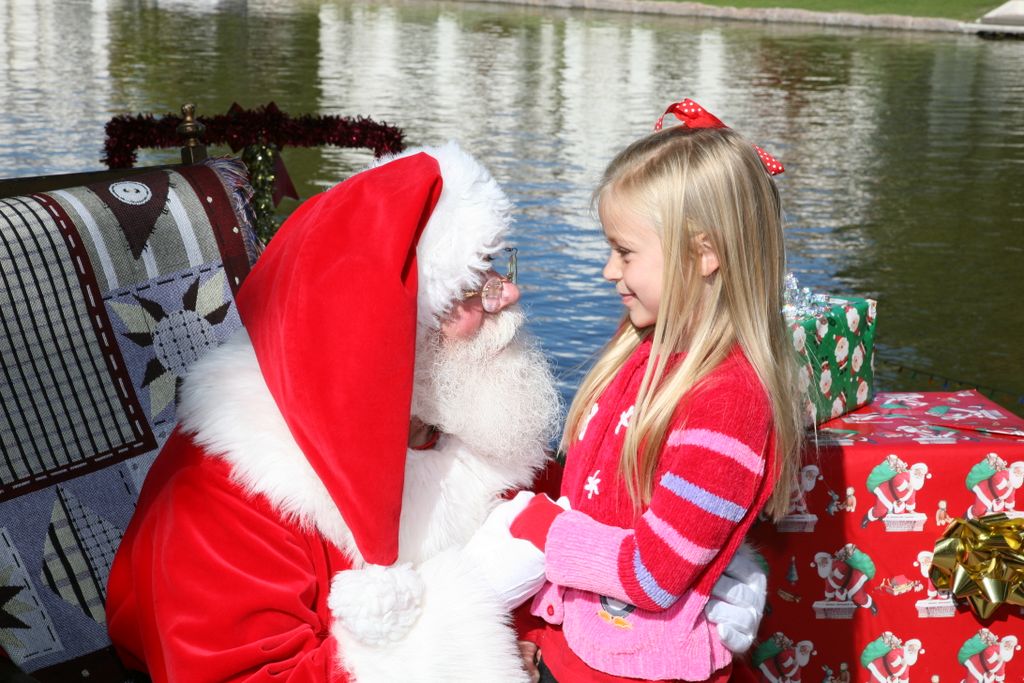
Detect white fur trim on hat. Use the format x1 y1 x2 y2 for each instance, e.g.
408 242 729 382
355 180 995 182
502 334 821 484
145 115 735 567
332 548 530 681
373 141 512 327
329 563 424 646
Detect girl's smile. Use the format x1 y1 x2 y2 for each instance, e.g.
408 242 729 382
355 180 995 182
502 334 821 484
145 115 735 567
599 195 664 329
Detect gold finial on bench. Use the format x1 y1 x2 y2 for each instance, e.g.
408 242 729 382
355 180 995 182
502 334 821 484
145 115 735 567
177 103 208 164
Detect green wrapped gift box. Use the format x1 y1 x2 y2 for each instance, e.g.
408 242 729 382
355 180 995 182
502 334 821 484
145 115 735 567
789 297 877 424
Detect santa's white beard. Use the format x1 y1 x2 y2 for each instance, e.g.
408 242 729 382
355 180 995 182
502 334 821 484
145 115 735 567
410 307 561 469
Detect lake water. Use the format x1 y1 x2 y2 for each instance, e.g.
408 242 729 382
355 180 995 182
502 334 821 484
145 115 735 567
1 0 1022 413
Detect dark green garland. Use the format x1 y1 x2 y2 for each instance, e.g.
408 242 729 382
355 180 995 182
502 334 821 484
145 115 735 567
103 103 405 242
241 143 283 242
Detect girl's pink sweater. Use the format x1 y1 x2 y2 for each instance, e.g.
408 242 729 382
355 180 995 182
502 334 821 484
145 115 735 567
533 339 776 681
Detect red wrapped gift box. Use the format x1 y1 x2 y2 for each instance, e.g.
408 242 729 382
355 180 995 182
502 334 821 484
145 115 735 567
749 390 1024 683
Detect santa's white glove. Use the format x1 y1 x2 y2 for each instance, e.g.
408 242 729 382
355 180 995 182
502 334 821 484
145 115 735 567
463 491 547 612
328 563 424 646
704 543 767 654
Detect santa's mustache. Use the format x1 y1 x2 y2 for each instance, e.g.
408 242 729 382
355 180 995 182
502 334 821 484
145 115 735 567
441 305 525 360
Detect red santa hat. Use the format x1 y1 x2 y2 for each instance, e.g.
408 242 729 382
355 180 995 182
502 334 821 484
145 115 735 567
236 142 512 566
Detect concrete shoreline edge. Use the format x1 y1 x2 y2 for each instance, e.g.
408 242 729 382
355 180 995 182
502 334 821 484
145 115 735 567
464 0 1024 35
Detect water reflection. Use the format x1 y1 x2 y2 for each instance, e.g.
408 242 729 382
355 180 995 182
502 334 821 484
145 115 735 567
1 0 1021 410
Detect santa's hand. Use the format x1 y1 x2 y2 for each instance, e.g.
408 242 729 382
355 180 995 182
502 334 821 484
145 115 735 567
704 543 767 653
483 490 536 531
328 563 424 646
463 491 546 611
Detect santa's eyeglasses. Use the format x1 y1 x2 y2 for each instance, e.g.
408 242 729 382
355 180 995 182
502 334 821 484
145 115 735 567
460 248 518 313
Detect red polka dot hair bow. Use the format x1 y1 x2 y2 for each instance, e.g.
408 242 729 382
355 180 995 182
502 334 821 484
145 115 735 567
654 99 785 176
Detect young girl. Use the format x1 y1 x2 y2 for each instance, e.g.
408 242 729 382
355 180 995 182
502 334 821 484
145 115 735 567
508 100 804 682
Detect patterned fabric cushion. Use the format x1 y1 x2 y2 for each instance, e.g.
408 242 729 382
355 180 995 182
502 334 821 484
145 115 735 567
0 159 259 677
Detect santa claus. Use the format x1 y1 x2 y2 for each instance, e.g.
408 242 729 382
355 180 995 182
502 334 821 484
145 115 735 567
819 361 833 399
851 342 865 374
812 544 877 614
960 629 1019 683
843 304 860 335
755 632 815 683
861 632 923 683
834 335 849 372
105 143 763 682
787 465 821 516
914 550 949 600
861 455 929 527
965 453 1024 520
791 324 807 355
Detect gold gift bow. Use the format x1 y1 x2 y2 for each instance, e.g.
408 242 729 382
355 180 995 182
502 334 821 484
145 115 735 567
929 512 1024 619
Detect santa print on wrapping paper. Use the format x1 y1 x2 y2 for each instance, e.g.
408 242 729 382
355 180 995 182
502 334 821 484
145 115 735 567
796 364 816 424
819 360 833 401
880 394 929 409
964 452 1024 519
861 454 930 531
811 543 877 618
958 629 1020 683
911 550 955 619
860 632 924 683
893 423 958 445
926 400 1007 423
815 315 829 344
775 465 822 532
831 393 848 421
821 662 852 683
792 324 806 355
844 304 861 335
855 377 870 408
851 342 865 374
834 335 850 373
753 632 815 683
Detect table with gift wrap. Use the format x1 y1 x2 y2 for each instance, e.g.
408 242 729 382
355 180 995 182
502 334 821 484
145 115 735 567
749 390 1024 683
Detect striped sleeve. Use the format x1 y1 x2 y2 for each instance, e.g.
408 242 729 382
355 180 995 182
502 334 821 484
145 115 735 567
547 359 773 611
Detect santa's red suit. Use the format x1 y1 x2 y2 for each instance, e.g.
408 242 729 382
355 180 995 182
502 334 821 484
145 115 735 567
106 145 550 682
865 470 914 522
969 469 1015 519
963 643 1007 683
788 477 809 515
823 558 873 610
866 648 910 683
758 645 804 683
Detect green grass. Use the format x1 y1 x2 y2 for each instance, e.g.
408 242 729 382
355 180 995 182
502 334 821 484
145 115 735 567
664 0 1002 21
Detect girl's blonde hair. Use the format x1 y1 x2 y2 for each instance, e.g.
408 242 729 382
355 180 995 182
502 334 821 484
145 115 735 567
562 125 803 520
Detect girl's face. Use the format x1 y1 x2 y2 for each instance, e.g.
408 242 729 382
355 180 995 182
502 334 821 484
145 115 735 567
599 196 664 328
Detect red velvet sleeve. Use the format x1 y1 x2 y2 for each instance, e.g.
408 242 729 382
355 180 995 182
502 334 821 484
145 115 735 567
108 451 350 683
532 456 564 500
513 601 546 645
